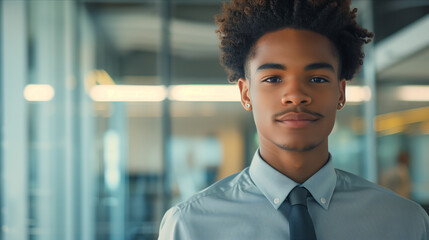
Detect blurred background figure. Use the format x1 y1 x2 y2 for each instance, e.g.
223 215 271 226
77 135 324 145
381 150 412 199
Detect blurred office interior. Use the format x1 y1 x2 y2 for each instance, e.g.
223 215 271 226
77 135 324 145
1 0 429 239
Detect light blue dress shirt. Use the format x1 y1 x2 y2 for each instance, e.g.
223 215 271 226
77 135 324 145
159 151 429 239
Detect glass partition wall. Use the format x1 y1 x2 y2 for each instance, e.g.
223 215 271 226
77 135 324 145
373 2 429 207
1 1 429 240
85 2 165 239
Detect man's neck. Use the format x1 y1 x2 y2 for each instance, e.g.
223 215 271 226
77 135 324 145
259 142 330 184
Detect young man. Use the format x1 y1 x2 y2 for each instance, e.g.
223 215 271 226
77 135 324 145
159 0 429 239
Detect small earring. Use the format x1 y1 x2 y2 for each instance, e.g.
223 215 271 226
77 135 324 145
246 103 251 109
338 103 344 107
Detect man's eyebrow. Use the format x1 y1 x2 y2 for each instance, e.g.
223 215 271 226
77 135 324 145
256 63 286 71
304 62 335 72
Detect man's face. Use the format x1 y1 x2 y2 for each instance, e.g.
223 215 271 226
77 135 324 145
239 28 346 153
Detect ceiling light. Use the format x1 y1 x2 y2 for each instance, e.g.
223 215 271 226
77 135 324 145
23 84 55 102
396 85 429 101
90 85 167 102
346 86 371 103
168 85 240 102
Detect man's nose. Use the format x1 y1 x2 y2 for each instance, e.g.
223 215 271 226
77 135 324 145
280 80 312 106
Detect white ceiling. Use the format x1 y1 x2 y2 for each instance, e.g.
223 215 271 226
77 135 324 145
378 46 429 80
95 7 219 58
376 13 429 80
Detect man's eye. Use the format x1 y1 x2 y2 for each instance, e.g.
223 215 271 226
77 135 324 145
263 77 282 83
310 77 329 83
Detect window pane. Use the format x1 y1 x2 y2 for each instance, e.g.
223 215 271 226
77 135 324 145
83 2 164 239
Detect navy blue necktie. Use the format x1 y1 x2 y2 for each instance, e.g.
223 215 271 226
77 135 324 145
287 187 317 240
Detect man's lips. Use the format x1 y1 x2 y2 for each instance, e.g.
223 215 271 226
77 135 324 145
275 112 320 128
276 112 319 121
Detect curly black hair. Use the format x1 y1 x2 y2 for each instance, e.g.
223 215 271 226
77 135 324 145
215 0 374 82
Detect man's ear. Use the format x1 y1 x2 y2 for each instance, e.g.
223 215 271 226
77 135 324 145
338 79 346 109
238 78 252 111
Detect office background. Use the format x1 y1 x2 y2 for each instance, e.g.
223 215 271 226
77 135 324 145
1 0 429 239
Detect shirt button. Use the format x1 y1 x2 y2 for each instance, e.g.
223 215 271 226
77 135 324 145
274 198 280 204
321 197 327 204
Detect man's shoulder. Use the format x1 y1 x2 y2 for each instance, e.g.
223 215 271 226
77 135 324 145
158 167 259 239
174 167 255 212
335 168 429 218
335 168 410 201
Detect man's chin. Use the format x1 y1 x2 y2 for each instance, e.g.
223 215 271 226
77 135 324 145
274 142 319 152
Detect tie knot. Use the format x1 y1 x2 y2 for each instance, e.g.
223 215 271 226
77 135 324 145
288 187 309 206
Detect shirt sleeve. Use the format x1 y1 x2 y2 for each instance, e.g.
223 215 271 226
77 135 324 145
158 206 190 240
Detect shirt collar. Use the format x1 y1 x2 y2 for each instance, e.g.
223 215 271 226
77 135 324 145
301 154 336 210
249 150 336 210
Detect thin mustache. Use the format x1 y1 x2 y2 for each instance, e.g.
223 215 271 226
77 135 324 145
273 108 324 119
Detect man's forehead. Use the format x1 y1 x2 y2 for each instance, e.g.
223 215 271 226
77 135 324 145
247 29 341 73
